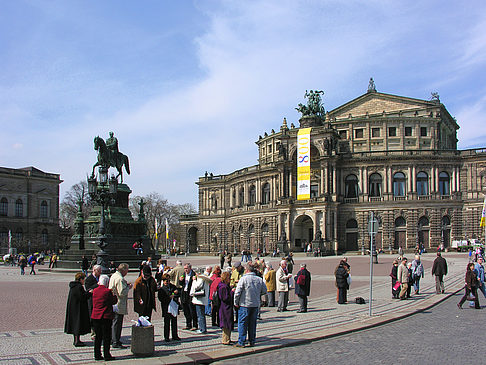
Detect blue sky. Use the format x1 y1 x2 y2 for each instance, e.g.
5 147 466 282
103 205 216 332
1 0 486 206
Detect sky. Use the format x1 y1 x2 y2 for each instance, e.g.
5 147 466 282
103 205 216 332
1 0 486 206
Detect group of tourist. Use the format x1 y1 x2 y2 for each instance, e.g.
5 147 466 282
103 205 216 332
63 255 316 360
458 253 486 309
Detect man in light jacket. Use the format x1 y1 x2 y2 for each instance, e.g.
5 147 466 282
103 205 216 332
276 260 292 311
109 263 132 348
397 257 409 300
234 263 267 348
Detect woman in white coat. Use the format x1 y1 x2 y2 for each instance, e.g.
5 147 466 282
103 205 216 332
190 271 212 334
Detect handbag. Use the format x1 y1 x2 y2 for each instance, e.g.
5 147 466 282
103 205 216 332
168 299 178 317
393 282 401 291
347 274 352 286
194 290 205 297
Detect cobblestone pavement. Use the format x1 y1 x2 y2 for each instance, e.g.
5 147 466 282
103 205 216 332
213 290 485 365
0 253 469 364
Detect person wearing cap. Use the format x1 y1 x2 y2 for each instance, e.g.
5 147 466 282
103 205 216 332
432 252 448 294
133 265 157 321
294 264 311 312
230 261 244 288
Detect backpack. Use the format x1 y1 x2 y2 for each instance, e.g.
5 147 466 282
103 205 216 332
355 297 365 304
212 287 221 307
296 273 306 286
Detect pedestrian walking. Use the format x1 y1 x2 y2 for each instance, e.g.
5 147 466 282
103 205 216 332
81 256 89 276
233 263 267 347
18 255 27 275
294 264 311 312
219 251 225 269
474 257 486 298
109 263 132 349
432 252 448 294
335 260 349 304
389 259 400 299
91 275 117 361
457 263 480 309
64 272 91 347
411 254 424 294
28 254 37 275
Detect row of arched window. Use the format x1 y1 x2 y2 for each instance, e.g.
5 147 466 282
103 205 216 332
0 227 49 244
344 171 451 198
0 198 49 217
345 215 450 229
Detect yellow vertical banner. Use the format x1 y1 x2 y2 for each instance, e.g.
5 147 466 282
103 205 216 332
297 127 311 200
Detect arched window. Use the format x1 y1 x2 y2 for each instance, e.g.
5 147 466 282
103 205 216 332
238 188 244 207
439 172 450 196
0 198 7 216
369 173 382 197
40 200 48 218
418 216 429 227
442 216 450 226
262 183 270 204
345 174 358 198
393 172 406 197
41 229 48 245
15 199 23 217
232 189 236 207
395 217 406 227
249 185 256 206
416 172 428 196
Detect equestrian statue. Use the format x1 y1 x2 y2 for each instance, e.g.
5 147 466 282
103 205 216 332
92 132 130 183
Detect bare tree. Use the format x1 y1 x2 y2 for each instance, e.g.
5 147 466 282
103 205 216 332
59 181 92 229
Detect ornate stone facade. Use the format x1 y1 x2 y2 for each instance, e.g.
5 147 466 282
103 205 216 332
0 166 62 253
180 90 486 254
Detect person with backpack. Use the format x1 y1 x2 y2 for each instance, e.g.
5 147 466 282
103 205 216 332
294 264 311 313
28 254 37 275
411 254 424 294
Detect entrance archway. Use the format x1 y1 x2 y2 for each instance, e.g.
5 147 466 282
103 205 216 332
188 227 198 253
345 219 359 251
441 216 451 248
394 217 406 249
293 215 313 250
418 216 430 249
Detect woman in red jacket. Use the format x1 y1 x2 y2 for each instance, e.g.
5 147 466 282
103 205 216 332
91 275 117 361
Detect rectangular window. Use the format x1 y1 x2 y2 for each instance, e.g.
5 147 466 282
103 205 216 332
388 127 397 137
268 145 272 153
371 128 380 138
421 127 427 136
405 127 412 136
355 129 364 139
339 130 347 139
310 184 319 198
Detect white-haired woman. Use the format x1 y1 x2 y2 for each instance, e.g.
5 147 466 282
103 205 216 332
91 274 117 361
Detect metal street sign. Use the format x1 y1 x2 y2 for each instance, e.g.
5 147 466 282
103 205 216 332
368 219 378 234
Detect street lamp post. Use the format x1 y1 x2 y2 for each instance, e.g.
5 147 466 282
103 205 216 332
88 167 118 275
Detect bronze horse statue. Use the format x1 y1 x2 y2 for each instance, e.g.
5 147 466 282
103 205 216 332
92 136 130 183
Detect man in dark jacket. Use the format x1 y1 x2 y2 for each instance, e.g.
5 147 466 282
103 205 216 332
432 252 448 294
180 263 198 330
335 261 349 304
133 265 157 321
294 264 311 313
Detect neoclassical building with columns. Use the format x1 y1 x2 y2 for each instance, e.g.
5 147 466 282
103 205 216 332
180 86 486 254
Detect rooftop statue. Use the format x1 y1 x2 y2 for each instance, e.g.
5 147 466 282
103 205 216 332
367 77 377 93
92 132 131 182
296 90 325 118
